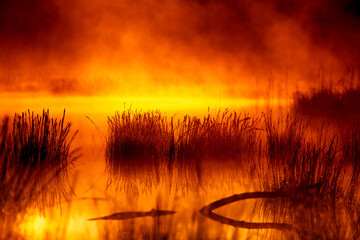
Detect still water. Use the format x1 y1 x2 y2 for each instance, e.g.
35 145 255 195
0 95 354 239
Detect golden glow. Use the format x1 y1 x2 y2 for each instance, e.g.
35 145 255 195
0 0 358 99
1 0 359 238
14 176 253 239
18 212 99 239
19 214 47 239
0 94 289 118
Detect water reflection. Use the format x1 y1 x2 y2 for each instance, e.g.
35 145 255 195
1 105 360 239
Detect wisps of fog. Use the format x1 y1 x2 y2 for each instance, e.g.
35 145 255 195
0 0 359 96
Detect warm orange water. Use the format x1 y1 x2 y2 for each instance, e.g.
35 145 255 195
1 95 276 239
3 95 348 240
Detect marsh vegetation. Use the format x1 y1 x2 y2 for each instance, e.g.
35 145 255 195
0 110 79 238
106 108 360 200
2 90 360 239
103 105 360 239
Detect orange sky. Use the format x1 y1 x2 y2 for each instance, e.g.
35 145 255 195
0 0 359 98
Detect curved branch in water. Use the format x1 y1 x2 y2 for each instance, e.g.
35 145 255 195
200 184 321 237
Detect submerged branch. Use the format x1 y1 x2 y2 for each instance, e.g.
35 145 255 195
200 184 321 237
88 209 176 221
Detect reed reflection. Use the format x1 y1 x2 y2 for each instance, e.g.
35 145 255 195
0 110 79 239
105 109 260 192
104 107 360 239
2 93 360 239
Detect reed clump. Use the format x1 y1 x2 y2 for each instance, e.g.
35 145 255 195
340 121 360 202
258 113 348 200
106 109 170 164
0 110 79 215
106 109 261 190
173 110 260 189
106 109 172 190
106 109 260 164
176 110 260 163
106 108 360 203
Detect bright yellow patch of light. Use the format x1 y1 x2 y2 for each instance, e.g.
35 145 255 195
19 214 47 238
0 94 291 117
67 215 98 239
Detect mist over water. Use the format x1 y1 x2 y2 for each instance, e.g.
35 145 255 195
0 0 359 97
1 0 360 239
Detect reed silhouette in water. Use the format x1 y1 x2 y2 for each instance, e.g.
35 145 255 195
103 108 360 238
106 109 360 201
106 109 259 191
0 110 79 238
